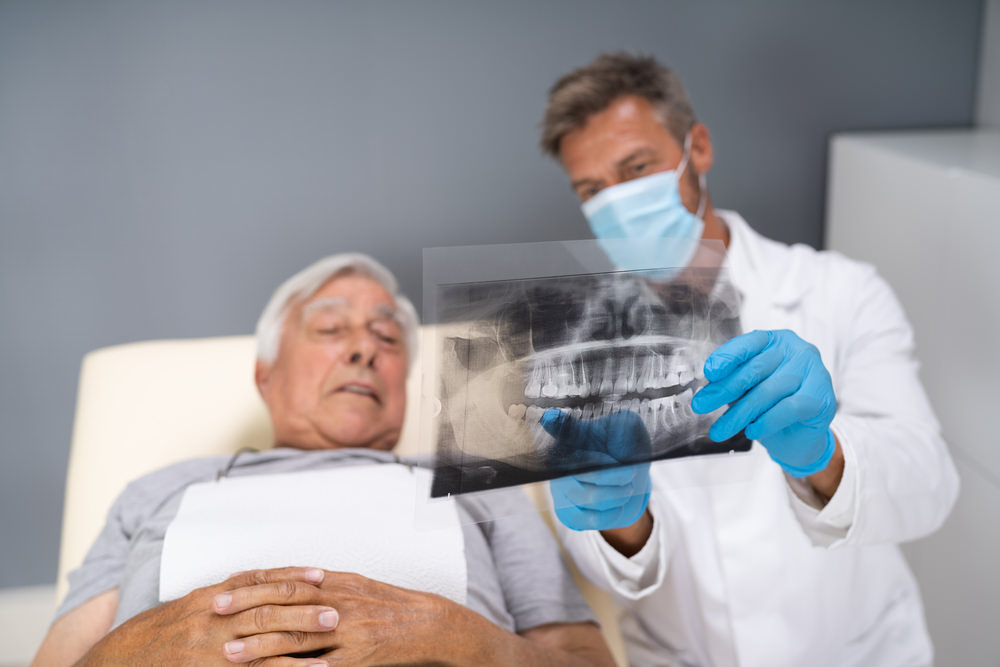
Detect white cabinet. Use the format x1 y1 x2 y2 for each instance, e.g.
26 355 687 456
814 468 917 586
825 129 1000 665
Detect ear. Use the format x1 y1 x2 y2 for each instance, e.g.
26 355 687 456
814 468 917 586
254 360 272 403
689 122 714 176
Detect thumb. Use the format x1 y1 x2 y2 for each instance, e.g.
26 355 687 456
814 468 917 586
600 410 653 461
541 408 607 453
541 409 614 464
540 408 573 439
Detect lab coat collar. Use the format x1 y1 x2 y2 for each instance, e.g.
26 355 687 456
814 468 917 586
718 209 812 308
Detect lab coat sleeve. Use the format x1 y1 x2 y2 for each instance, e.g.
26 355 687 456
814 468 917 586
795 260 959 547
553 492 669 601
783 431 859 546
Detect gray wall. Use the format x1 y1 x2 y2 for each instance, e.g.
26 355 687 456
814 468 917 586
977 0 1000 126
0 0 983 588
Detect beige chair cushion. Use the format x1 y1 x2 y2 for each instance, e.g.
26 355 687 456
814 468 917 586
58 334 625 664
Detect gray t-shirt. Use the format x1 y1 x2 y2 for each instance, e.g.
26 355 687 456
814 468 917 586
58 447 595 634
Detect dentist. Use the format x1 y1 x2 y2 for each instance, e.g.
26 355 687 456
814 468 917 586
538 51 959 667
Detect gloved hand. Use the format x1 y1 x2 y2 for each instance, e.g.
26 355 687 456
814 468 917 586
690 329 837 477
541 408 652 531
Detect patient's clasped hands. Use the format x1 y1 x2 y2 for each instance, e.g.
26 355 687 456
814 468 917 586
80 566 453 666
214 567 457 665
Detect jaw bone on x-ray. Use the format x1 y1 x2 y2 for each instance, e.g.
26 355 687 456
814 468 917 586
422 239 752 499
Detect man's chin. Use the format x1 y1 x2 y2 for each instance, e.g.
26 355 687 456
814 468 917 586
316 419 400 451
275 409 402 451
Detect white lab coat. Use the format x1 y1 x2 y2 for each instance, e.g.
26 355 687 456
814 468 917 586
557 211 960 667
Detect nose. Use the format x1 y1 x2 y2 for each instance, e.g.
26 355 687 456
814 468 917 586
346 331 378 367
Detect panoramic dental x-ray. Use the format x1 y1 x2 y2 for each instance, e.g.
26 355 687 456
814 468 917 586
422 238 752 499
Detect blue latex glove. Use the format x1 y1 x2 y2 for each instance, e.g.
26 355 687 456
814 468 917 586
541 408 652 531
690 329 836 477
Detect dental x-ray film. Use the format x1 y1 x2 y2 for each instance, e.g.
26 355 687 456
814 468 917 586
420 238 753 500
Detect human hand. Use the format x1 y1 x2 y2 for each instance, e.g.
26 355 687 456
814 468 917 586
690 329 836 477
214 569 455 666
542 408 652 531
76 567 333 667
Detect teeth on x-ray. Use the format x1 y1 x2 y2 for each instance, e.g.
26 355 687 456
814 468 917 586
428 265 751 498
509 390 696 435
521 343 699 404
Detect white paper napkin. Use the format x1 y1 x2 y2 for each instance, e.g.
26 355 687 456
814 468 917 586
159 464 466 604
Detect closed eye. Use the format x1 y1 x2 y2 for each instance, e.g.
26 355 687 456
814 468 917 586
374 331 398 344
370 322 402 346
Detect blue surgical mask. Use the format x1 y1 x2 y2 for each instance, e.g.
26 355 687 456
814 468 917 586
581 135 706 274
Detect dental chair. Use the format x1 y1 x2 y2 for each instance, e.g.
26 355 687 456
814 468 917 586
57 334 627 665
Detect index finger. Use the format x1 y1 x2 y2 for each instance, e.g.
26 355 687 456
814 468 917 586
549 446 619 472
214 579 329 616
703 330 772 381
574 462 646 487
222 566 326 589
214 567 327 614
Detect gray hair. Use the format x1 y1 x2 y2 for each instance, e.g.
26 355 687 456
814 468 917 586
255 253 419 369
540 51 697 158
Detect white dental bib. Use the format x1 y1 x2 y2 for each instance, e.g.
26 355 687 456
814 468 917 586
159 464 467 604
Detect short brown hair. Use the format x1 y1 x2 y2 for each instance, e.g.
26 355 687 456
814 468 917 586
540 52 697 159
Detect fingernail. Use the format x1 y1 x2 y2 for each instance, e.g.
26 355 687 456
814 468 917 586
305 567 324 584
318 609 339 628
224 640 244 656
213 593 232 611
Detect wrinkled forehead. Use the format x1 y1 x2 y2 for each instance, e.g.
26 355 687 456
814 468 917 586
300 296 401 323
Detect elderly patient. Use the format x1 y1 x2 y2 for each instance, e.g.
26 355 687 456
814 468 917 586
34 253 615 667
